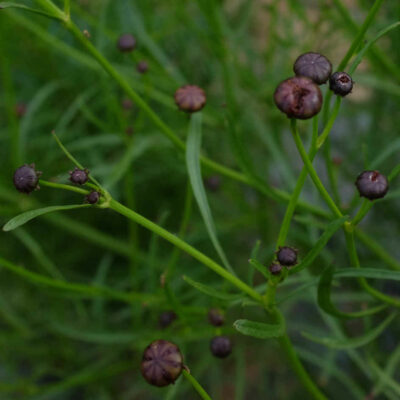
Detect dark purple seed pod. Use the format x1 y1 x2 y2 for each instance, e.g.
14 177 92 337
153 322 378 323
208 308 225 327
159 311 177 329
117 34 136 52
276 246 298 267
137 60 149 74
174 85 206 113
141 340 183 387
293 52 332 85
269 263 282 275
355 171 389 200
69 168 89 185
274 76 322 120
15 103 27 118
121 98 133 110
13 164 41 194
85 191 100 205
204 175 221 192
329 72 353 96
210 336 232 358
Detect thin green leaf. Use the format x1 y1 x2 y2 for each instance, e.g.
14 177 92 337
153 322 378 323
335 268 400 281
3 204 90 232
248 259 270 280
318 266 387 319
302 313 396 349
0 1 61 19
233 318 284 339
183 275 242 301
0 256 155 304
289 216 349 274
349 21 400 75
185 113 235 274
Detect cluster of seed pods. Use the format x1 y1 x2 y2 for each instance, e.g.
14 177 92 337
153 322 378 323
141 307 232 387
273 52 389 200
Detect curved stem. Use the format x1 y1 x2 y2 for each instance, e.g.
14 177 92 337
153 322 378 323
39 179 89 195
108 199 262 303
278 333 328 400
344 223 400 307
182 369 212 400
290 120 343 218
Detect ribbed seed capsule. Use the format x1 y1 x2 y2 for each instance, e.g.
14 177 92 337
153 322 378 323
85 191 100 205
159 311 177 329
329 72 353 96
117 34 136 52
293 52 332 85
210 336 232 358
269 263 282 275
13 164 41 194
141 340 183 387
276 246 298 267
355 171 389 200
274 76 322 119
174 85 206 113
208 309 225 326
69 168 89 185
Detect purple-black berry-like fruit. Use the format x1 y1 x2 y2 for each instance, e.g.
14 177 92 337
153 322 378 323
269 263 282 275
174 85 206 113
276 246 298 267
274 76 322 120
210 336 232 358
69 168 89 185
329 72 353 96
141 340 183 387
137 60 149 74
117 34 136 52
85 191 100 205
293 52 332 85
13 164 41 194
204 175 221 192
355 171 388 200
208 309 225 327
159 311 177 329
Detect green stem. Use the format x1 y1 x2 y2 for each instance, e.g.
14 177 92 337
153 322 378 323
336 0 385 71
290 120 343 218
344 223 400 307
39 179 89 195
278 333 328 400
182 369 212 400
64 0 70 17
352 199 372 226
108 199 262 302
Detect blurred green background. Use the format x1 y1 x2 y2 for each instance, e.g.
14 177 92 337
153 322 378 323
0 0 399 399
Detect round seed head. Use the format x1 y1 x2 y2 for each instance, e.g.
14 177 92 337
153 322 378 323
210 336 232 358
293 52 332 84
15 103 27 118
208 308 225 327
329 72 353 96
69 168 89 185
117 34 136 52
137 60 149 74
355 171 388 200
121 98 133 110
159 311 177 329
204 175 221 192
141 340 183 387
274 76 322 120
269 263 282 275
13 164 41 194
276 246 298 267
85 191 100 205
174 85 206 113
